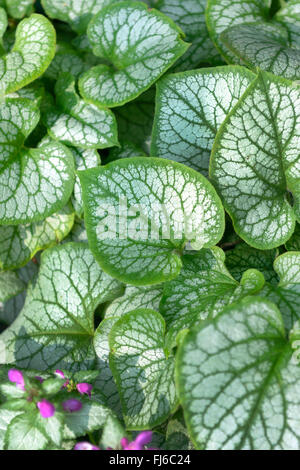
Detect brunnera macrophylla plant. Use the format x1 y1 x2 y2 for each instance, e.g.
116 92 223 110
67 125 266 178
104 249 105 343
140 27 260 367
0 0 300 452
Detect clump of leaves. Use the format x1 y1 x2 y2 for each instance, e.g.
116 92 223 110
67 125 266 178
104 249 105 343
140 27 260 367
0 0 300 451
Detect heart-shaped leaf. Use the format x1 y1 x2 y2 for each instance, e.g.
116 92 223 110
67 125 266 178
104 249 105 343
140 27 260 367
0 243 123 370
206 0 271 62
79 1 189 107
0 98 75 225
44 73 118 150
210 71 300 249
79 157 225 285
176 297 300 450
151 66 255 173
109 309 178 429
160 247 265 349
0 14 56 95
221 22 300 81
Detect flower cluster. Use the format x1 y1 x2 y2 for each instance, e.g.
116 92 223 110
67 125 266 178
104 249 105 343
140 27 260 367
74 431 155 451
8 368 93 419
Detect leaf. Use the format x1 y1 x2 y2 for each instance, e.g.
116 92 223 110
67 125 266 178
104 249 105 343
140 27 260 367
160 247 265 349
41 0 111 34
63 397 111 439
0 206 74 270
0 406 22 450
79 157 225 285
44 73 118 150
71 148 100 217
286 223 300 251
94 284 162 413
5 0 34 19
275 0 300 49
260 252 300 331
210 71 300 250
44 42 89 81
176 297 300 450
109 309 178 429
79 1 189 107
155 0 221 71
151 65 255 173
0 243 123 371
0 8 7 53
225 242 278 284
0 98 75 225
206 0 271 62
220 22 300 81
0 14 56 94
107 141 147 163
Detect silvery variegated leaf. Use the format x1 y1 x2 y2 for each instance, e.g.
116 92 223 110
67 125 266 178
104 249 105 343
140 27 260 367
79 1 189 107
177 297 300 450
79 157 225 285
210 71 300 249
151 66 255 173
276 0 300 49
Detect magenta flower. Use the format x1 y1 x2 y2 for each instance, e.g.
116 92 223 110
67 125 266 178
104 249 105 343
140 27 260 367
55 369 69 387
121 431 153 450
76 383 93 398
8 369 25 391
62 398 82 413
35 376 44 383
74 442 100 451
37 399 55 418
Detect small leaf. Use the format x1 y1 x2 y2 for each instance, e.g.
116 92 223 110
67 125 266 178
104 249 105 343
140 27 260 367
160 247 264 349
6 0 34 19
0 243 123 370
0 271 26 303
4 409 50 450
151 66 255 173
44 73 118 150
71 148 100 217
275 0 300 49
221 22 300 81
176 297 300 450
79 157 225 285
210 71 300 249
0 14 56 94
63 397 111 439
44 42 89 81
79 1 189 107
109 309 178 429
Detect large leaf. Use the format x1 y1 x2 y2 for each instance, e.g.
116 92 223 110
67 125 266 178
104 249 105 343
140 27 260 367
160 247 264 349
41 0 111 34
109 309 178 429
210 71 300 250
0 98 75 225
206 0 271 62
0 14 56 94
79 1 189 107
276 0 300 49
0 243 123 370
79 157 225 285
176 297 300 450
155 0 221 71
44 73 118 150
260 252 300 331
220 22 300 81
151 66 255 173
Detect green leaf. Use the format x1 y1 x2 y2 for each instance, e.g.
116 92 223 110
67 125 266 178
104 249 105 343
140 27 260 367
210 71 300 250
44 73 118 150
0 206 74 270
105 284 163 318
206 0 271 62
107 141 147 163
0 14 56 94
109 309 178 429
220 22 300 81
63 397 111 439
160 247 264 349
0 98 75 225
151 65 255 173
0 406 22 450
0 8 7 53
5 0 34 19
276 0 300 49
79 1 189 107
155 0 221 71
260 252 300 330
176 297 300 450
71 148 100 217
44 42 89 81
225 242 278 284
100 413 125 450
79 157 225 285
4 409 51 450
0 271 26 303
41 0 111 34
0 243 123 370
286 223 300 251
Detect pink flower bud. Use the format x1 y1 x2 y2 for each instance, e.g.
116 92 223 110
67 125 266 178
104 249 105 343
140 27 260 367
74 442 100 451
55 369 69 387
62 398 82 413
76 383 93 398
121 431 153 450
37 399 55 418
8 369 25 391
